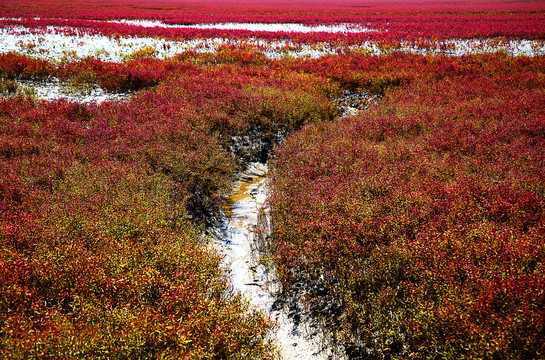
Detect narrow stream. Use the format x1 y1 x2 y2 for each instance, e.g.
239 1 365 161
210 89 372 357
211 162 337 359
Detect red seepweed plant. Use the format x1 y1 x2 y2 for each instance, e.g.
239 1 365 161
270 52 545 359
1 1 544 358
0 46 339 358
1 0 545 48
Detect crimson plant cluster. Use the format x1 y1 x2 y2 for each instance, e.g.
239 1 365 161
0 47 335 358
270 53 545 358
1 0 545 47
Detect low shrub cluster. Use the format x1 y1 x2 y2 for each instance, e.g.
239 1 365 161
0 52 192 92
0 97 272 359
270 53 545 359
0 52 55 80
0 49 335 358
285 52 545 94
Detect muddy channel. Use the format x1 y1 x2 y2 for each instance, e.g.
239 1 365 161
209 162 345 360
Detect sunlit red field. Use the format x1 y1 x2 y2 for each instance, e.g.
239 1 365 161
2 0 545 60
1 1 544 359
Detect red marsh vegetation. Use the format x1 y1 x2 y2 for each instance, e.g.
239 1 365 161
0 1 544 359
270 53 545 359
0 48 335 358
1 0 545 47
